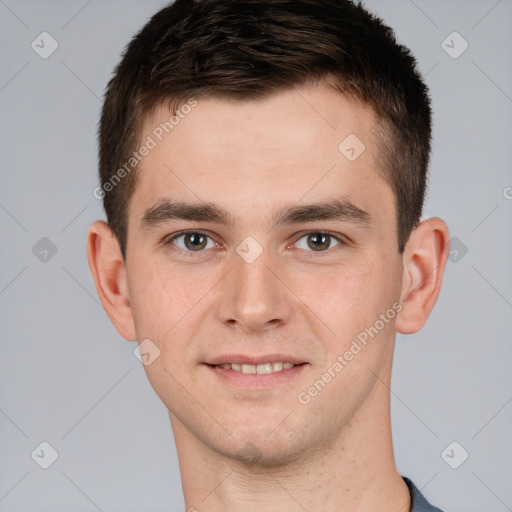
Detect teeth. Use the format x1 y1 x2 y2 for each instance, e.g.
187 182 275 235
242 364 256 374
256 363 272 374
215 362 297 374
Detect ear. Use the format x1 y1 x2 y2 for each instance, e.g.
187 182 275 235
87 220 137 341
395 217 450 334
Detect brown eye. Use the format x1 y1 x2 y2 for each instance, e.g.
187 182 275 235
295 232 342 252
166 231 215 252
183 233 208 251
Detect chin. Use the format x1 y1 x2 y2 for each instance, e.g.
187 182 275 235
228 442 302 469
216 428 309 469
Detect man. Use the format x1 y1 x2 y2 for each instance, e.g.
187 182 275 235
87 1 449 510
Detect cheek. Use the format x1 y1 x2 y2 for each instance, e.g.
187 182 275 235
297 271 365 332
127 262 187 338
127 264 196 391
293 260 371 316
290 255 400 349
127 260 217 370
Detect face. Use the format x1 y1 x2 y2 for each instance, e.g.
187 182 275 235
124 81 404 465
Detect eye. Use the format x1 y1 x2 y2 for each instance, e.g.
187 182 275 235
293 231 343 252
164 231 218 253
163 230 346 256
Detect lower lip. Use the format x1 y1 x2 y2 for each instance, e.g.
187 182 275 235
204 363 309 389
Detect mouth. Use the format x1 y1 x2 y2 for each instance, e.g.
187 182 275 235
207 361 304 374
203 355 309 389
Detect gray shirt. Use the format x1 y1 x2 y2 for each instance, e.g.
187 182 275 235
403 477 445 512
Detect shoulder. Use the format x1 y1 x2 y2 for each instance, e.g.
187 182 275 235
402 476 445 512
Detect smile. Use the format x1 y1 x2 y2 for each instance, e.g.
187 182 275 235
211 362 297 374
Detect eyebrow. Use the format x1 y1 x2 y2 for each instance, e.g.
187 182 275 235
140 197 373 231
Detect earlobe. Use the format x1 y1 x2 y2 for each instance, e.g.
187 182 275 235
87 220 137 341
395 217 450 335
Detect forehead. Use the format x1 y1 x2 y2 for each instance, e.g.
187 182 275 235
130 82 394 231
141 83 377 162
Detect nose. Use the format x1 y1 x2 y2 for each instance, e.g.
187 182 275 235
214 244 293 333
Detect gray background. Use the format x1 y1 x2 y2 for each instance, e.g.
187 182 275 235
1 0 511 510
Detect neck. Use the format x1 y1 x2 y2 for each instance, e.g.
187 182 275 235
170 367 410 512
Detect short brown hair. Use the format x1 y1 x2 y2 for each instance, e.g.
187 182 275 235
98 0 432 260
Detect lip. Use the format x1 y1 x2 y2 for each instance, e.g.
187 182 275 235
203 362 309 390
205 354 308 365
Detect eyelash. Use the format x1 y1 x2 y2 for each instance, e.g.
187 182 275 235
162 230 346 257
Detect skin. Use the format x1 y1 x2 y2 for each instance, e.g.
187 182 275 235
88 80 449 512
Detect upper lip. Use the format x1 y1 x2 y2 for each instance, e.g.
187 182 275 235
205 354 307 366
